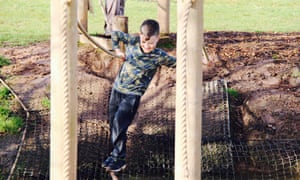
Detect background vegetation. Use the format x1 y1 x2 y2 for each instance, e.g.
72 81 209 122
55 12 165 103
0 85 24 134
0 0 299 46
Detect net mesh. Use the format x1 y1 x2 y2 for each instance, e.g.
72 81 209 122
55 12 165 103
4 75 299 179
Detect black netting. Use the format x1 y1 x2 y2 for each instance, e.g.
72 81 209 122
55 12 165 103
3 75 300 180
10 110 50 179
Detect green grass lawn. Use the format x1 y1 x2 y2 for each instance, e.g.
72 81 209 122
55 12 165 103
0 0 299 46
205 0 300 32
0 0 50 46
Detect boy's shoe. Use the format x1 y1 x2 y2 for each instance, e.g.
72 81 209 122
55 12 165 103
101 156 115 168
107 159 126 172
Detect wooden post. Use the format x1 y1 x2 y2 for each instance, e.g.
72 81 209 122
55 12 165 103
175 0 203 180
78 0 89 31
157 0 170 34
50 0 78 179
112 15 128 33
112 15 128 52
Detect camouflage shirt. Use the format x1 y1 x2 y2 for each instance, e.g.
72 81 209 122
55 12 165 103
111 31 176 96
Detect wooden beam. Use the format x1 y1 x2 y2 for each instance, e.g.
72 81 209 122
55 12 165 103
157 0 170 34
112 15 128 33
175 0 203 179
50 0 78 179
78 0 89 31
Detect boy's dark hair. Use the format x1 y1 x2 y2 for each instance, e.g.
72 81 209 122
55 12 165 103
140 19 160 39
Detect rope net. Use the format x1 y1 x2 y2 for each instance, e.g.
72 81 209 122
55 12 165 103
3 68 300 179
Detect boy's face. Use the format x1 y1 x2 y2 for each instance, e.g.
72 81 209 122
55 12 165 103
139 27 159 54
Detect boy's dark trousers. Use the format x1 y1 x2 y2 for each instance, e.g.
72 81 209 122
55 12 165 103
108 88 141 159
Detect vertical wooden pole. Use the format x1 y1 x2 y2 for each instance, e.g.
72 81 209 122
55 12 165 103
157 0 170 34
78 0 89 31
50 0 78 179
112 16 128 52
112 16 128 33
175 0 203 179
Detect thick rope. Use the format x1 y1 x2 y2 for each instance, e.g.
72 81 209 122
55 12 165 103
78 0 122 59
61 1 72 178
177 1 192 178
77 22 121 58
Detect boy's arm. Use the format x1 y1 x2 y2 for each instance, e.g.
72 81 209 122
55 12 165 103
111 31 137 60
159 50 176 68
115 48 125 60
111 31 130 50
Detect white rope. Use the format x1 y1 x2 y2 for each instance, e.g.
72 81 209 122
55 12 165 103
177 1 193 178
61 1 72 178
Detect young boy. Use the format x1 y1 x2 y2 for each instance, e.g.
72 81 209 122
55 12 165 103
102 19 176 172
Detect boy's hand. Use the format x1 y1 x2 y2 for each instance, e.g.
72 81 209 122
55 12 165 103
115 49 126 61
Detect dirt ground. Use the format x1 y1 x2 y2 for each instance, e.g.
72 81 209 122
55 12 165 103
0 31 299 176
2 31 297 139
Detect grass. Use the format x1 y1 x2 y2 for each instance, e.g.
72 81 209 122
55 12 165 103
204 0 300 32
0 58 24 134
0 56 10 67
0 0 299 46
0 0 50 46
0 86 24 134
226 88 239 98
41 97 50 110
